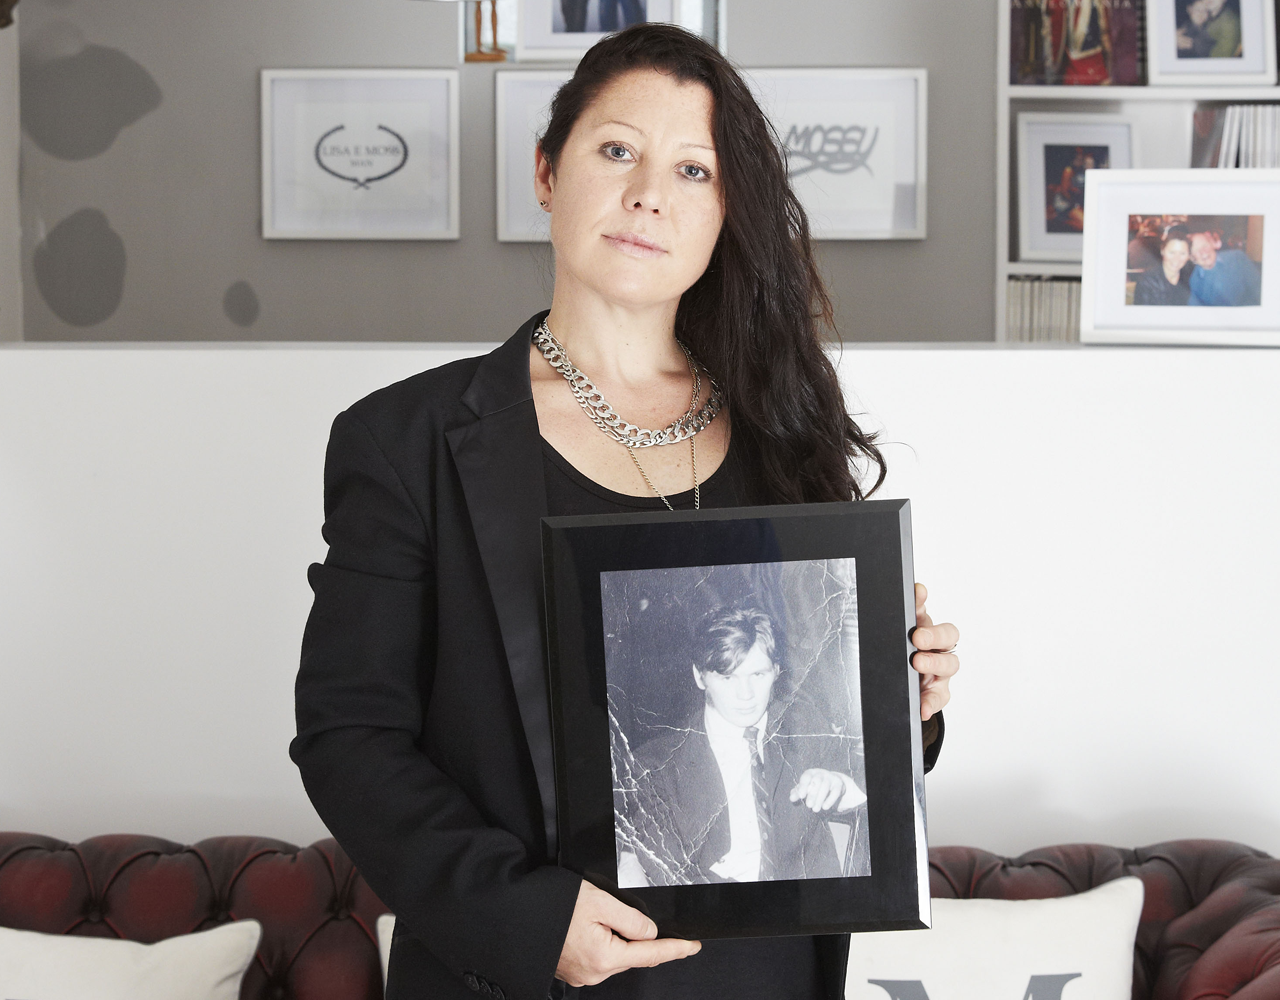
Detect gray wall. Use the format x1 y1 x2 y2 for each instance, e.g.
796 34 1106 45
17 0 995 342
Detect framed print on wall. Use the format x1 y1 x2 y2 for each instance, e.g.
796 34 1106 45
745 68 927 240
542 500 931 939
1145 0 1278 85
496 70 572 241
1081 168 1279 345
261 70 460 240
1018 113 1134 262
515 0 722 62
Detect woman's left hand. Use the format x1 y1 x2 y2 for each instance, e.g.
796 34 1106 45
911 583 958 722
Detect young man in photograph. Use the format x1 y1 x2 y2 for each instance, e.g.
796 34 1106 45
1188 229 1262 306
617 606 866 888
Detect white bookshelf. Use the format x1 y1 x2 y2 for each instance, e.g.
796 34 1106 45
1007 260 1082 277
993 0 1280 340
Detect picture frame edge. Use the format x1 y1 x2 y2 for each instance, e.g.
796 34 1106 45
260 70 276 240
1080 168 1280 344
1016 113 1035 264
494 69 571 243
543 500 929 936
744 66 928 243
1079 166 1102 341
1144 0 1280 86
495 70 511 242
447 68 461 240
915 68 928 241
514 0 709 60
1016 113 1136 263
257 67 461 241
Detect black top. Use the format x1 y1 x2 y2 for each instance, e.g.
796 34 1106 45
541 427 763 515
1133 266 1191 306
541 432 824 1000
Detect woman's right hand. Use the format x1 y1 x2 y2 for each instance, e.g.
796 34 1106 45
555 880 701 987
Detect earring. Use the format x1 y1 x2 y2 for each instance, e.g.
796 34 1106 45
539 200 548 208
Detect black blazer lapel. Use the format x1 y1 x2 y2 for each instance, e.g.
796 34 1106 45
667 713 731 875
444 314 559 855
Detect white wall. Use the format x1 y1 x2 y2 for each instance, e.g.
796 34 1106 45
0 16 20 342
1 344 1277 857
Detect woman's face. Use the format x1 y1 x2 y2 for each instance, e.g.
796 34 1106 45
535 68 724 312
1162 238 1190 272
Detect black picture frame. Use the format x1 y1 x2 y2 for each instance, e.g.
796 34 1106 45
541 499 930 939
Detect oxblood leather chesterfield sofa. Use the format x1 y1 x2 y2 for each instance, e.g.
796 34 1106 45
0 834 1278 1000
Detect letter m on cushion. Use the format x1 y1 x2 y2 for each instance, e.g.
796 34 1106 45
867 973 1082 1000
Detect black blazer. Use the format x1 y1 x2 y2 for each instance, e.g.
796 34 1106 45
629 700 858 885
291 312 941 1000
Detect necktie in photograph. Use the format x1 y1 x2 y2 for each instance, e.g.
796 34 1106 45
743 725 776 880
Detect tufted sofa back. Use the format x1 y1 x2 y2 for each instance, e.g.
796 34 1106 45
0 834 388 1000
929 839 1280 1000
1 834 1278 1000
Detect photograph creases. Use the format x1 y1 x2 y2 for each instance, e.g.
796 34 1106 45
603 558 870 889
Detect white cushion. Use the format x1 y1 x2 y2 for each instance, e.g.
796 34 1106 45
0 919 262 1000
845 876 1144 1000
376 913 396 987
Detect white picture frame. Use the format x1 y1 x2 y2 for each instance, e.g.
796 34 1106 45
744 68 927 241
1017 113 1134 263
514 0 721 62
1145 0 1278 86
261 69 460 240
1081 168 1279 345
495 70 572 242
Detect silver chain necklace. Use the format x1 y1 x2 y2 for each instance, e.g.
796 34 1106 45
532 319 721 448
533 318 721 510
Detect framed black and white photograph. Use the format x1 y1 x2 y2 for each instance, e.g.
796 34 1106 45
542 500 931 939
261 70 460 240
1145 0 1278 85
515 0 721 62
1081 168 1280 344
496 70 571 242
1018 113 1134 262
745 68 927 240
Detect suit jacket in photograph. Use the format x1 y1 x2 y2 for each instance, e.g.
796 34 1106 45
627 699 860 886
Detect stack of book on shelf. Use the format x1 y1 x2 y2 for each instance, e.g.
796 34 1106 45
1194 105 1280 169
1006 276 1081 343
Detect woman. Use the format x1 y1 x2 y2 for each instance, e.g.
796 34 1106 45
1055 0 1113 85
1177 0 1242 59
291 24 958 1000
1134 226 1192 306
1045 149 1092 233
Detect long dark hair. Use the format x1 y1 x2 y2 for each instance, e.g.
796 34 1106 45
537 23 885 503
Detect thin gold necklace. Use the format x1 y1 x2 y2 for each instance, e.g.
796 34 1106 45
533 321 709 510
627 437 699 512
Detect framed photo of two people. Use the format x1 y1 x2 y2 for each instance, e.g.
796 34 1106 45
542 500 931 939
